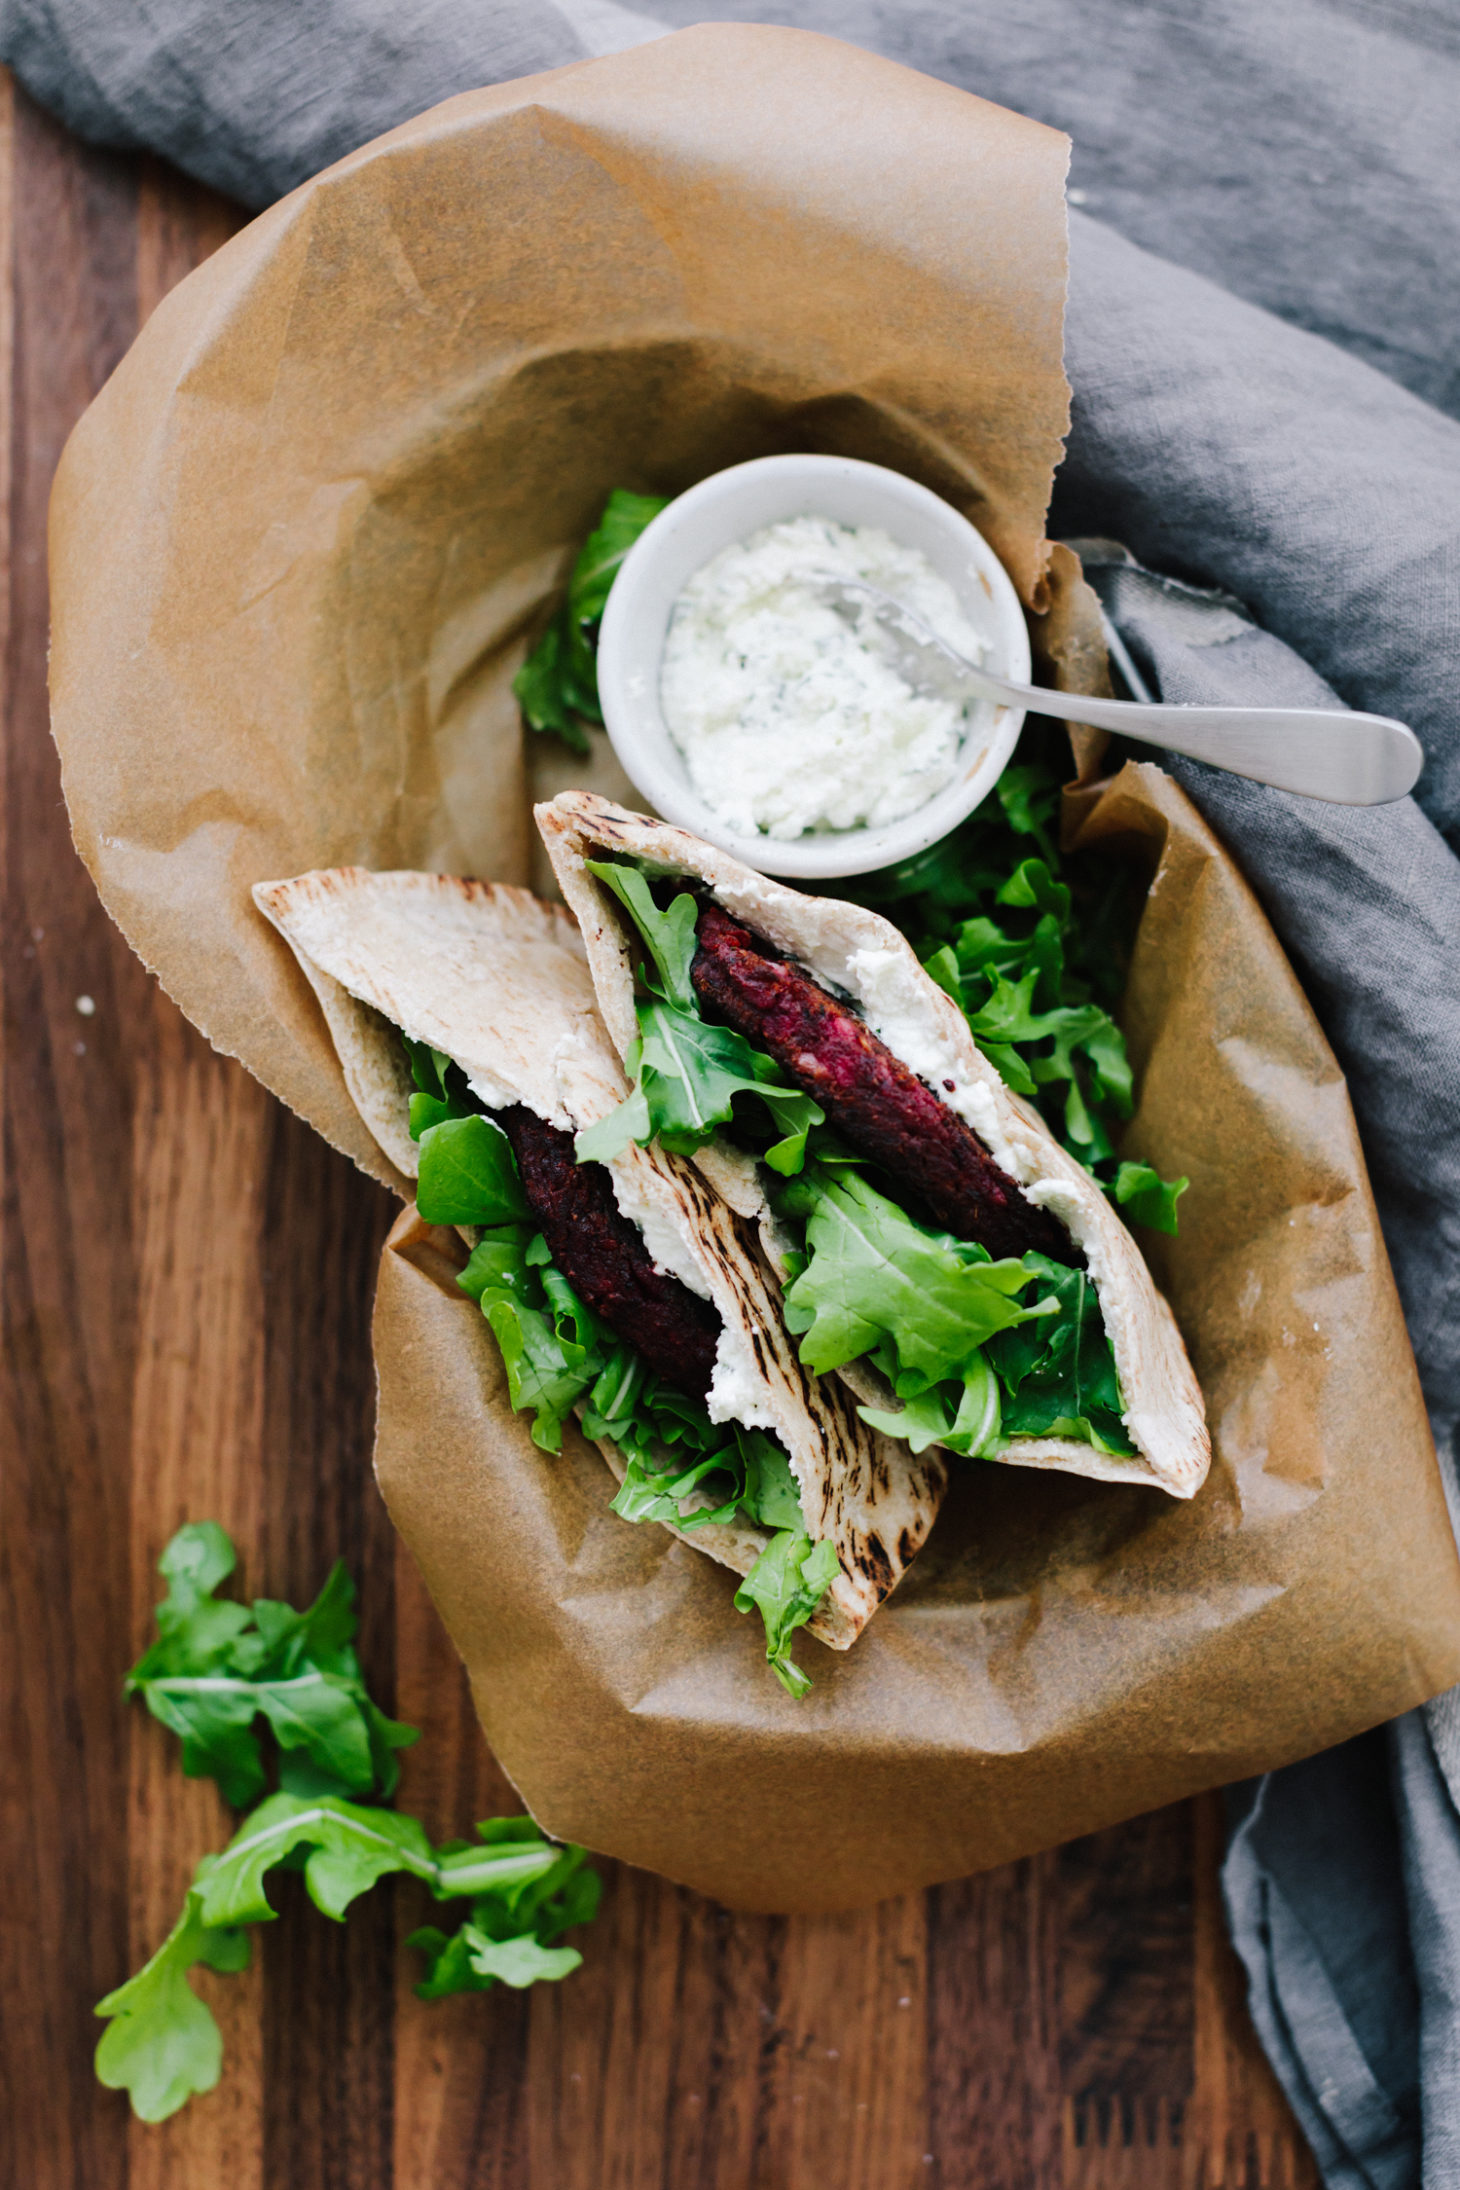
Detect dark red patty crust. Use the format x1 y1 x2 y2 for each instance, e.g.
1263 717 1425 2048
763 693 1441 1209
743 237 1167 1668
690 900 1076 1267
497 1106 721 1402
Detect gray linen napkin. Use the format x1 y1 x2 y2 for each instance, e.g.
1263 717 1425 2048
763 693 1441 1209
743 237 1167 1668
1078 547 1460 2190
7 2 1459 2180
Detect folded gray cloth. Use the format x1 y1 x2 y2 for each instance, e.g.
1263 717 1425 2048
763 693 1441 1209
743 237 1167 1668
5 0 1457 426
7 1 1459 2180
1082 551 1460 2190
1225 1733 1420 2190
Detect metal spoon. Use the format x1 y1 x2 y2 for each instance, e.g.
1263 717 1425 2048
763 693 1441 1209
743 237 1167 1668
811 574 1423 805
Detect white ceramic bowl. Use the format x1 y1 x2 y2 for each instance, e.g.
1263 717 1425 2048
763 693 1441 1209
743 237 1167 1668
595 453 1031 880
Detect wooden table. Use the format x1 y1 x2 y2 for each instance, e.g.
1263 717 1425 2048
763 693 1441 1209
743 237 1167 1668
0 72 1321 2190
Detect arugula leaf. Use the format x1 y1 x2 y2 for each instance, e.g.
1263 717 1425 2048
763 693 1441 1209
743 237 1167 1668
740 1440 806 1531
513 619 594 753
95 1898 241 2126
403 1038 455 1103
416 1113 531 1228
125 1523 260 1685
576 997 822 1173
585 859 699 1010
570 490 671 623
249 1557 357 1672
195 1793 434 1927
997 854 1072 923
770 1170 1137 1463
985 1254 1137 1453
780 1169 1052 1384
513 489 669 749
994 761 1062 867
126 1530 418 1807
94 1875 248 2123
608 1423 805 1534
97 1802 591 2120
484 1293 600 1452
135 1670 380 1809
859 1352 1003 1459
734 1533 840 1699
410 1840 602 1999
1113 1159 1189 1235
466 1930 583 1986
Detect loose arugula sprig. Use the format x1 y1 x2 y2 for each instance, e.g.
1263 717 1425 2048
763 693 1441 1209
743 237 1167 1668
125 1521 417 1808
514 489 669 752
97 1527 601 2124
403 1044 837 1696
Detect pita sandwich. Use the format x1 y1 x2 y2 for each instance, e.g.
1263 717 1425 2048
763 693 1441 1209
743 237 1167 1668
252 867 948 1689
536 794 1210 1503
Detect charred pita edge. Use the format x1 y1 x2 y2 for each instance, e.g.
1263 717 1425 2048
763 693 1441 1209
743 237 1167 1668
535 793 1210 1502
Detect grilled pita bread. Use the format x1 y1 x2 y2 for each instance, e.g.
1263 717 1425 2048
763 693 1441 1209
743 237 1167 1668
252 867 947 1644
536 794 1210 1502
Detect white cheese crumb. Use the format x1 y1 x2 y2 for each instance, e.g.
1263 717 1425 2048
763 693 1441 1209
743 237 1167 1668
706 1325 779 1432
607 1155 779 1434
463 1066 519 1110
660 516 989 840
843 942 1021 1177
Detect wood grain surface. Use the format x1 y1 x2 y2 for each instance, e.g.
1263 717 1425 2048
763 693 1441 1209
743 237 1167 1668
0 72 1321 2190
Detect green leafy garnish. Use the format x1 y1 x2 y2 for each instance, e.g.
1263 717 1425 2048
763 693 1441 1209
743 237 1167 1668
607 1423 803 1534
780 1169 1051 1383
576 997 823 1174
776 1183 1137 1460
404 1037 477 1138
125 1525 417 1809
569 491 673 625
1112 1159 1188 1236
585 859 700 1010
513 489 670 750
99 1527 601 2123
416 1112 531 1228
192 1792 567 1926
734 1534 841 1699
776 1169 1071 1457
94 1878 249 2123
986 1254 1137 1452
97 1799 588 2121
858 1353 1003 1458
574 858 823 1174
411 1824 602 1998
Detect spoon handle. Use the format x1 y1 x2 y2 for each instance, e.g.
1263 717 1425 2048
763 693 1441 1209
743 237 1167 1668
816 574 1424 807
966 666 1425 806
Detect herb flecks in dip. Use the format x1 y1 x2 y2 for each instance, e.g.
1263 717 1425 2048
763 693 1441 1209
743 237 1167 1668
659 516 989 841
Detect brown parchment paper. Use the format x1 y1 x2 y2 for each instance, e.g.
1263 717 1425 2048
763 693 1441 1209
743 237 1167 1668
374 762 1460 1910
48 26 1460 1911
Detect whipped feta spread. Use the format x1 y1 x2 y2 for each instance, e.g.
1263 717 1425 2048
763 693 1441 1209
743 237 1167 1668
659 516 989 841
606 1150 777 1432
